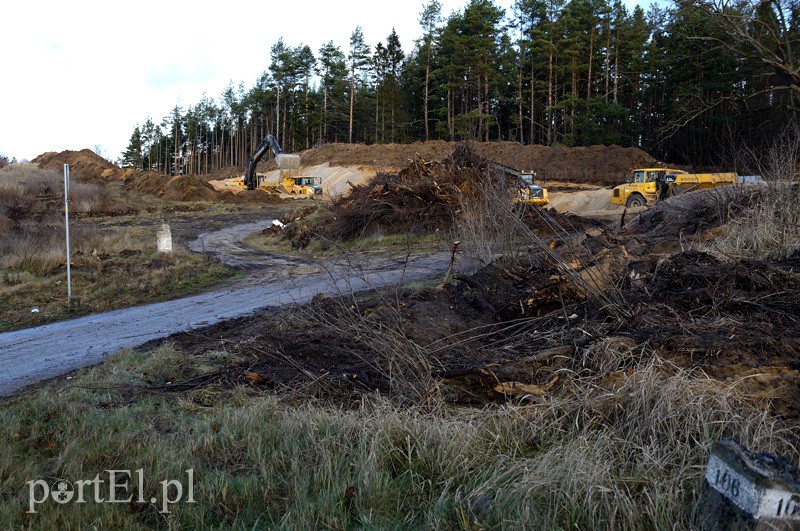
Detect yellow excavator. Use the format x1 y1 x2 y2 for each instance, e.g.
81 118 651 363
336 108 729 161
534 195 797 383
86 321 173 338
235 135 322 197
610 167 741 208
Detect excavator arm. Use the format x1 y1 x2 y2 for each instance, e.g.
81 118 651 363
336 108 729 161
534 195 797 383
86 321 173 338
243 135 284 190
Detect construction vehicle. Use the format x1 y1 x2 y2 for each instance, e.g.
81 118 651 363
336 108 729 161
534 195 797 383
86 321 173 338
492 163 549 206
235 135 322 197
272 175 323 197
610 168 738 208
517 170 549 206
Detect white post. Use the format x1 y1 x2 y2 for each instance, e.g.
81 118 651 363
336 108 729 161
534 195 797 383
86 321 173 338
64 164 71 303
157 223 173 253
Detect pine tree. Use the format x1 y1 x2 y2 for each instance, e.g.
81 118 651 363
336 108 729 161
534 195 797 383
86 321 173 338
122 127 144 169
419 0 442 140
348 26 371 143
318 41 348 143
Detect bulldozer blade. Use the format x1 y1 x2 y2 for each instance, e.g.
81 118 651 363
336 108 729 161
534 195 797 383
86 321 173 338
276 154 301 169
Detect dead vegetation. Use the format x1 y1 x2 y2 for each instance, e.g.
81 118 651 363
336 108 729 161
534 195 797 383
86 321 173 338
149 144 800 423
0 164 239 331
2 140 799 527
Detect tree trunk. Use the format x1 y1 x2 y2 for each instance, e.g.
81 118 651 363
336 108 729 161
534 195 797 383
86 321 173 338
604 21 611 103
530 62 535 144
323 85 328 143
349 74 355 143
518 62 524 144
276 82 281 143
613 31 619 104
587 26 595 100
424 62 430 140
547 49 553 145
484 74 490 142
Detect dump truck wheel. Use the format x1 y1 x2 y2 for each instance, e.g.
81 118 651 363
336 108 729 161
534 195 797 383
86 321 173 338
626 195 646 208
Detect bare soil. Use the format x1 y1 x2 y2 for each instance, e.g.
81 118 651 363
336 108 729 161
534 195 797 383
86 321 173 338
23 143 798 425
32 142 663 208
142 148 799 423
299 140 662 184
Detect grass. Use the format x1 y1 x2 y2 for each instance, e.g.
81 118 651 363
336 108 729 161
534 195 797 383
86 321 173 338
704 181 800 261
0 345 794 529
0 250 238 332
3 145 798 529
0 164 244 332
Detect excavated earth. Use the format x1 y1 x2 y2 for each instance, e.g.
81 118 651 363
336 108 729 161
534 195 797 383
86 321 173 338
140 147 800 423
33 141 661 213
25 144 799 422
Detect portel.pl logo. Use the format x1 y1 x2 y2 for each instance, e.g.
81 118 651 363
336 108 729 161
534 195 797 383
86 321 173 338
27 469 195 514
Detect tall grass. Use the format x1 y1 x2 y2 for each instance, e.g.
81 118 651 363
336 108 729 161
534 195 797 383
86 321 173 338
0 346 794 528
0 165 121 273
706 123 800 260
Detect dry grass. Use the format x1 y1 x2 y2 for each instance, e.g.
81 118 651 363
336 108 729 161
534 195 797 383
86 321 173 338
703 182 800 260
0 165 238 331
0 344 794 529
704 124 800 261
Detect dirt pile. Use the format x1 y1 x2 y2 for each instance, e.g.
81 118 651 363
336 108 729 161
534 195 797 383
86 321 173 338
33 150 280 204
161 175 220 202
477 142 660 183
157 205 800 418
300 141 661 185
286 143 585 244
33 150 116 182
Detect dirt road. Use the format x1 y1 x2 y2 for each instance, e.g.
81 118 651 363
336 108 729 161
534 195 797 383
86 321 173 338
0 219 456 396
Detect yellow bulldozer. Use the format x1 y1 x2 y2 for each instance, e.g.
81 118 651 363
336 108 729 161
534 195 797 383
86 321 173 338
610 168 740 208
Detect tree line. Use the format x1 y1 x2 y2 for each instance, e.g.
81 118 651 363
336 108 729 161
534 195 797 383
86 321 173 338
122 0 799 175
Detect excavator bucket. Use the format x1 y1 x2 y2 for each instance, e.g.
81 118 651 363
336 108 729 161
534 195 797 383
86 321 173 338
276 154 301 169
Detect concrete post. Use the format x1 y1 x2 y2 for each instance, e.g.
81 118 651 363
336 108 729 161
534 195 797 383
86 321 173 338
697 439 800 530
157 223 172 253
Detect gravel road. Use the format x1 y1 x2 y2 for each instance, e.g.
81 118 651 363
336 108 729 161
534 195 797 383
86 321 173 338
0 219 456 396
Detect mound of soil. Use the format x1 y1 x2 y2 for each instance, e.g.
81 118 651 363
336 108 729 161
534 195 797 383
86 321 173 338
291 143 590 244
33 140 663 204
33 149 281 204
478 142 661 184
33 149 116 182
300 141 662 185
161 175 219 202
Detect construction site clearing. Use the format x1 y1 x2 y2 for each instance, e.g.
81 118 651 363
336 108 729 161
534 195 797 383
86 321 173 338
25 142 800 423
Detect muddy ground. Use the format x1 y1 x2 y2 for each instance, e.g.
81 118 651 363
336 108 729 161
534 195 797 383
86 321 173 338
148 209 799 421
144 150 799 424
25 144 799 423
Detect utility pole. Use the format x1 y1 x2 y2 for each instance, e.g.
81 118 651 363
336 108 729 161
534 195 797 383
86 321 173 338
64 164 71 303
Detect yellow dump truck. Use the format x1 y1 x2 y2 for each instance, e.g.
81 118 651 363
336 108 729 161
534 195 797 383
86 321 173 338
611 168 738 208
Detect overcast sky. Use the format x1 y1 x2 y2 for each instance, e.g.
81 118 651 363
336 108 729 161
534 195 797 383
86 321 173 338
1 0 653 162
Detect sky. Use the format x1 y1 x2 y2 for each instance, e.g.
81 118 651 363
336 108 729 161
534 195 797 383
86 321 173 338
1 0 654 163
